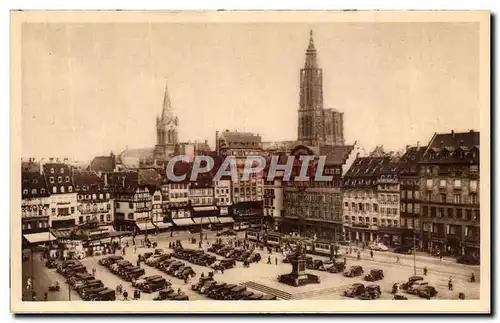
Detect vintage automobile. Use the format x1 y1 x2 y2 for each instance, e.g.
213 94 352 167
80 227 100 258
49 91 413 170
92 288 116 301
369 243 389 251
237 290 255 300
247 293 264 300
194 254 217 266
326 259 346 273
166 261 185 275
134 279 166 293
457 254 480 265
393 293 408 300
401 276 424 290
417 285 438 299
154 248 164 255
344 283 365 298
45 259 59 269
393 245 413 255
199 281 218 294
216 229 237 237
207 243 225 253
142 252 154 259
245 252 262 263
76 279 104 293
407 281 429 295
208 283 239 300
171 294 189 301
364 269 384 282
80 286 107 301
191 277 215 291
123 267 146 281
62 265 87 278
98 255 123 266
176 267 196 279
153 288 176 300
68 272 94 286
344 265 364 277
358 284 382 300
214 259 237 270
204 282 227 296
224 286 248 300
143 275 163 282
306 259 328 271
216 246 233 256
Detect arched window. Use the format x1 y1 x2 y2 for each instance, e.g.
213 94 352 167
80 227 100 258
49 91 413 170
68 186 73 193
60 186 65 193
23 189 28 195
52 186 57 193
31 189 37 194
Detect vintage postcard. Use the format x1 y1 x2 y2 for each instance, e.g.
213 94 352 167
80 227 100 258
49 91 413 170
10 10 490 314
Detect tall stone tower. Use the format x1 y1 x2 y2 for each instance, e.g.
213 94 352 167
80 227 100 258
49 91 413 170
154 82 179 159
297 31 345 147
298 30 324 147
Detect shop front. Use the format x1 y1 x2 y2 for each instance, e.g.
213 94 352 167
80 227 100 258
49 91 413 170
377 227 402 247
231 202 264 229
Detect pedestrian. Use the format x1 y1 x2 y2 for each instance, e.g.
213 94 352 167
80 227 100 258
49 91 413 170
470 272 476 283
136 259 140 267
396 256 400 264
357 251 361 260
221 267 225 274
123 290 128 300
344 257 347 265
423 267 428 276
44 291 48 301
275 257 278 265
370 250 374 259
267 256 271 264
448 277 453 291
134 246 137 253
92 267 96 278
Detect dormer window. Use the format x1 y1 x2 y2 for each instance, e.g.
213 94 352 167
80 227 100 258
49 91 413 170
49 177 54 184
50 168 54 174
52 187 57 193
58 177 62 183
40 188 45 194
31 189 37 194
68 186 73 193
60 168 64 174
65 176 70 182
33 179 38 184
23 189 28 195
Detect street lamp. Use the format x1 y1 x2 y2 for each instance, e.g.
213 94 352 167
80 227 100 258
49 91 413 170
412 214 417 276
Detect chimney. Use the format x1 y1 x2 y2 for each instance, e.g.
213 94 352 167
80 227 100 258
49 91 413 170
405 145 410 152
451 130 455 136
417 141 420 149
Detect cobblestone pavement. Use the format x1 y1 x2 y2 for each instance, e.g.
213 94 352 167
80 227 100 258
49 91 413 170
21 230 481 301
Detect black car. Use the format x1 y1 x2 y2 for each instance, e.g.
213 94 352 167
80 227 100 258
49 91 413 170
153 288 175 300
344 266 364 277
358 284 381 300
364 269 384 282
217 230 237 237
344 283 365 297
393 245 413 254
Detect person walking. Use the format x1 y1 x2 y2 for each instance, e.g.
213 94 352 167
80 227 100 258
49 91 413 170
275 257 278 265
423 267 428 276
267 256 271 264
448 277 453 291
357 251 361 260
92 267 96 278
370 250 374 259
396 256 400 264
44 291 48 301
344 257 347 265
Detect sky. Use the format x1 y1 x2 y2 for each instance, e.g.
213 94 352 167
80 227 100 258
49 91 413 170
21 22 480 162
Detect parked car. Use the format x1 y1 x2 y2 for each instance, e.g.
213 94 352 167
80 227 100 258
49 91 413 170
327 259 346 273
208 284 238 300
393 245 413 254
358 284 381 300
81 286 107 301
212 259 236 271
171 294 189 301
98 255 123 266
153 288 175 300
417 285 438 299
92 288 116 301
247 293 264 300
401 275 424 290
199 281 218 294
344 283 365 298
344 265 364 277
364 269 384 282
207 243 225 253
261 294 278 300
306 259 325 270
457 254 480 265
217 230 237 237
369 243 389 251
204 282 227 296
393 293 408 300
407 281 429 295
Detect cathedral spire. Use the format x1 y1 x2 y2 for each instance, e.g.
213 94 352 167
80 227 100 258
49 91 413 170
162 81 172 120
305 30 317 68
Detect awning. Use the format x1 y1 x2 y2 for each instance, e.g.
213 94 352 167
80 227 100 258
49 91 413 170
193 206 218 212
154 222 173 229
24 232 57 243
50 228 73 239
172 218 195 227
192 217 210 225
207 217 219 224
217 217 235 224
136 222 154 231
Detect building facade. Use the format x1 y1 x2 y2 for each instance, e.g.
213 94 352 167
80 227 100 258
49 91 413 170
21 171 52 244
42 163 79 229
418 130 480 258
73 171 113 227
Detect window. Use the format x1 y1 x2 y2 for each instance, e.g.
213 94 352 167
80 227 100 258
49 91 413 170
426 179 433 188
430 207 436 217
107 203 111 210
470 194 477 204
365 217 370 223
393 220 398 227
401 203 406 212
60 186 65 193
52 186 57 193
426 192 432 202
65 176 70 182
49 177 54 184
415 191 420 200
414 204 420 214
92 194 97 200
106 214 111 221
438 207 444 218
68 186 73 192
41 188 45 194
454 179 461 188
23 189 28 195
439 179 446 188
51 208 56 215
106 193 110 199
60 168 64 174
129 202 133 208
408 191 413 200
373 204 378 212
86 216 90 222
456 208 463 220
58 177 62 183
128 213 134 220
454 194 461 204
351 216 355 221
407 204 413 213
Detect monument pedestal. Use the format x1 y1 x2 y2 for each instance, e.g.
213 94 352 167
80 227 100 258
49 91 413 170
278 254 320 287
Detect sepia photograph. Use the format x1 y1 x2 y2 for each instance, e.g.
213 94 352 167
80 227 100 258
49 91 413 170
10 10 490 314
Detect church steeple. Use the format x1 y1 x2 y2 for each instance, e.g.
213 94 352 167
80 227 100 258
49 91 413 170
161 82 173 121
305 29 318 69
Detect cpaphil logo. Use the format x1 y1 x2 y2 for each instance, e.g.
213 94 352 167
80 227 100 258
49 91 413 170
165 155 335 182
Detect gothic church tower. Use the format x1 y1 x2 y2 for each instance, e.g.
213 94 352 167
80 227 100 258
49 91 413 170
154 82 179 159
